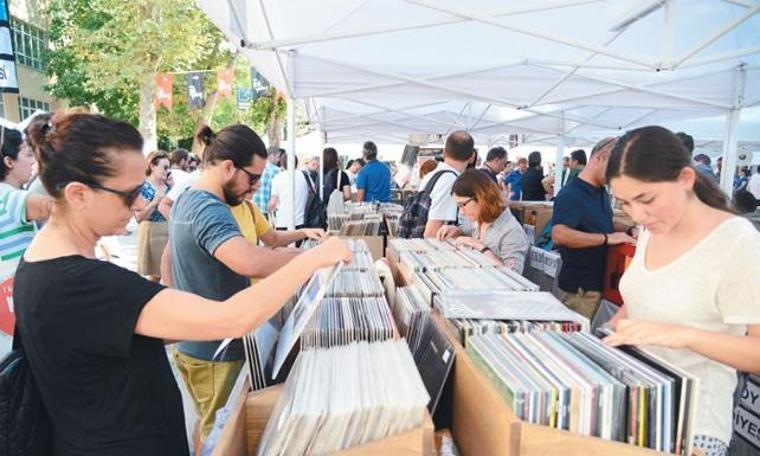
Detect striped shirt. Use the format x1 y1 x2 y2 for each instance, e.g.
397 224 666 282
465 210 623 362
252 162 281 215
0 183 35 262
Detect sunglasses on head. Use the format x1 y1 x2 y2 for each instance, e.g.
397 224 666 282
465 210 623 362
236 166 262 185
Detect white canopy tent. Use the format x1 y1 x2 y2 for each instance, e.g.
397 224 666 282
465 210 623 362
197 0 760 207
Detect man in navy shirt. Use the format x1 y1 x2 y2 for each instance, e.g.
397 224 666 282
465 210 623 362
355 141 391 202
551 137 636 319
504 157 527 200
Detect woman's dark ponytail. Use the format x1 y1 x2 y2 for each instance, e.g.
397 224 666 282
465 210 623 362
692 170 734 213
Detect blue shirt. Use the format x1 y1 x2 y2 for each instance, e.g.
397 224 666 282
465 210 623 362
169 190 248 361
504 170 522 201
253 162 281 214
140 181 168 222
552 177 613 292
355 159 391 202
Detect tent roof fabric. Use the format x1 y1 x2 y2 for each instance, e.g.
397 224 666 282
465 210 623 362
198 0 760 145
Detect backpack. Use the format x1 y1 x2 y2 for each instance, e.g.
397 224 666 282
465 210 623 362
302 171 327 229
397 169 457 239
0 328 53 455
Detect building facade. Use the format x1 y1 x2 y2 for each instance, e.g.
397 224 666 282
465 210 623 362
2 0 59 122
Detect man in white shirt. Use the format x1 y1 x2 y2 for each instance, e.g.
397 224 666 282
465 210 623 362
748 166 760 203
418 130 475 238
269 156 310 229
168 148 191 183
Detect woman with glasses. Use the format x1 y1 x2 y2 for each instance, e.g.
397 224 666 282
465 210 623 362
135 150 171 281
436 169 530 272
16 112 351 455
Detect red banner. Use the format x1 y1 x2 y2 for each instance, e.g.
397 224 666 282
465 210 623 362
153 73 174 110
217 68 234 99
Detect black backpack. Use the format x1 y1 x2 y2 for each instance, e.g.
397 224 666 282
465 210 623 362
0 328 53 455
397 170 457 238
302 171 327 229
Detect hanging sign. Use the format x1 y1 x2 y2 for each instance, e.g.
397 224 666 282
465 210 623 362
187 72 205 110
0 0 19 93
217 68 234 99
153 73 173 110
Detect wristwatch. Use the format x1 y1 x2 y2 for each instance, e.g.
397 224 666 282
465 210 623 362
602 233 609 246
479 245 491 253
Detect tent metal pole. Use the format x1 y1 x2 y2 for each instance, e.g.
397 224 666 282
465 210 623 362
554 113 566 195
682 46 760 68
720 108 741 197
674 5 760 68
405 0 657 69
287 98 296 230
719 65 746 197
248 0 602 50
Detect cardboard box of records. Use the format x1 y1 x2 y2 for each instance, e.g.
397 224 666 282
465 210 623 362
388 257 699 456
213 383 435 455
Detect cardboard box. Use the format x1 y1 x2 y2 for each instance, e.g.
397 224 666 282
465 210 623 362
213 384 435 456
433 313 663 456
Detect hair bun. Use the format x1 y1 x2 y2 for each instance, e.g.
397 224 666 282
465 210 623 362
196 125 216 147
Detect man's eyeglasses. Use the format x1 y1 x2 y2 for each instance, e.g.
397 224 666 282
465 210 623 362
236 166 262 185
456 197 475 209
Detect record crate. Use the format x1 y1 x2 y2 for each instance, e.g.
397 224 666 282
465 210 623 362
213 383 436 455
385 253 695 456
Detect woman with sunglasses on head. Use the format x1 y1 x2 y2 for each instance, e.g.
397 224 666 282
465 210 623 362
135 150 171 281
602 126 760 456
16 112 351 455
436 169 530 273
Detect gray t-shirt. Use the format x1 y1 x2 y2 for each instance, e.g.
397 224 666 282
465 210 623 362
464 208 530 273
170 189 248 361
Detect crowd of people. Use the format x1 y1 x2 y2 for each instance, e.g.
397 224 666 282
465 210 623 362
1 108 759 456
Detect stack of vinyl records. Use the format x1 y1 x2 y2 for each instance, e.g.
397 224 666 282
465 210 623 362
424 267 539 293
468 331 697 455
257 340 430 455
300 297 395 349
325 269 385 297
338 217 383 236
393 286 432 352
342 249 374 271
242 322 279 391
437 290 588 346
449 319 582 346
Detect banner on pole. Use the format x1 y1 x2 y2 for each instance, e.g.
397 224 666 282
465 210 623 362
153 73 173 110
187 72 205 110
0 0 19 93
250 68 269 101
217 68 234 99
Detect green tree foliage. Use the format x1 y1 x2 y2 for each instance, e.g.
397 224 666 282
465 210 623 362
44 0 231 149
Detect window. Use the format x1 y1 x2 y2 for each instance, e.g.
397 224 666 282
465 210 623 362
11 17 47 71
18 97 50 120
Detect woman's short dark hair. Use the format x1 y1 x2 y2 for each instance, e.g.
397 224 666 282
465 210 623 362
145 150 169 176
0 127 25 180
451 169 505 224
323 147 339 171
26 112 144 197
606 126 733 213
196 124 266 167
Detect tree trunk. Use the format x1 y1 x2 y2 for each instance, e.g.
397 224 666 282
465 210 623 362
267 113 283 147
138 79 158 153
